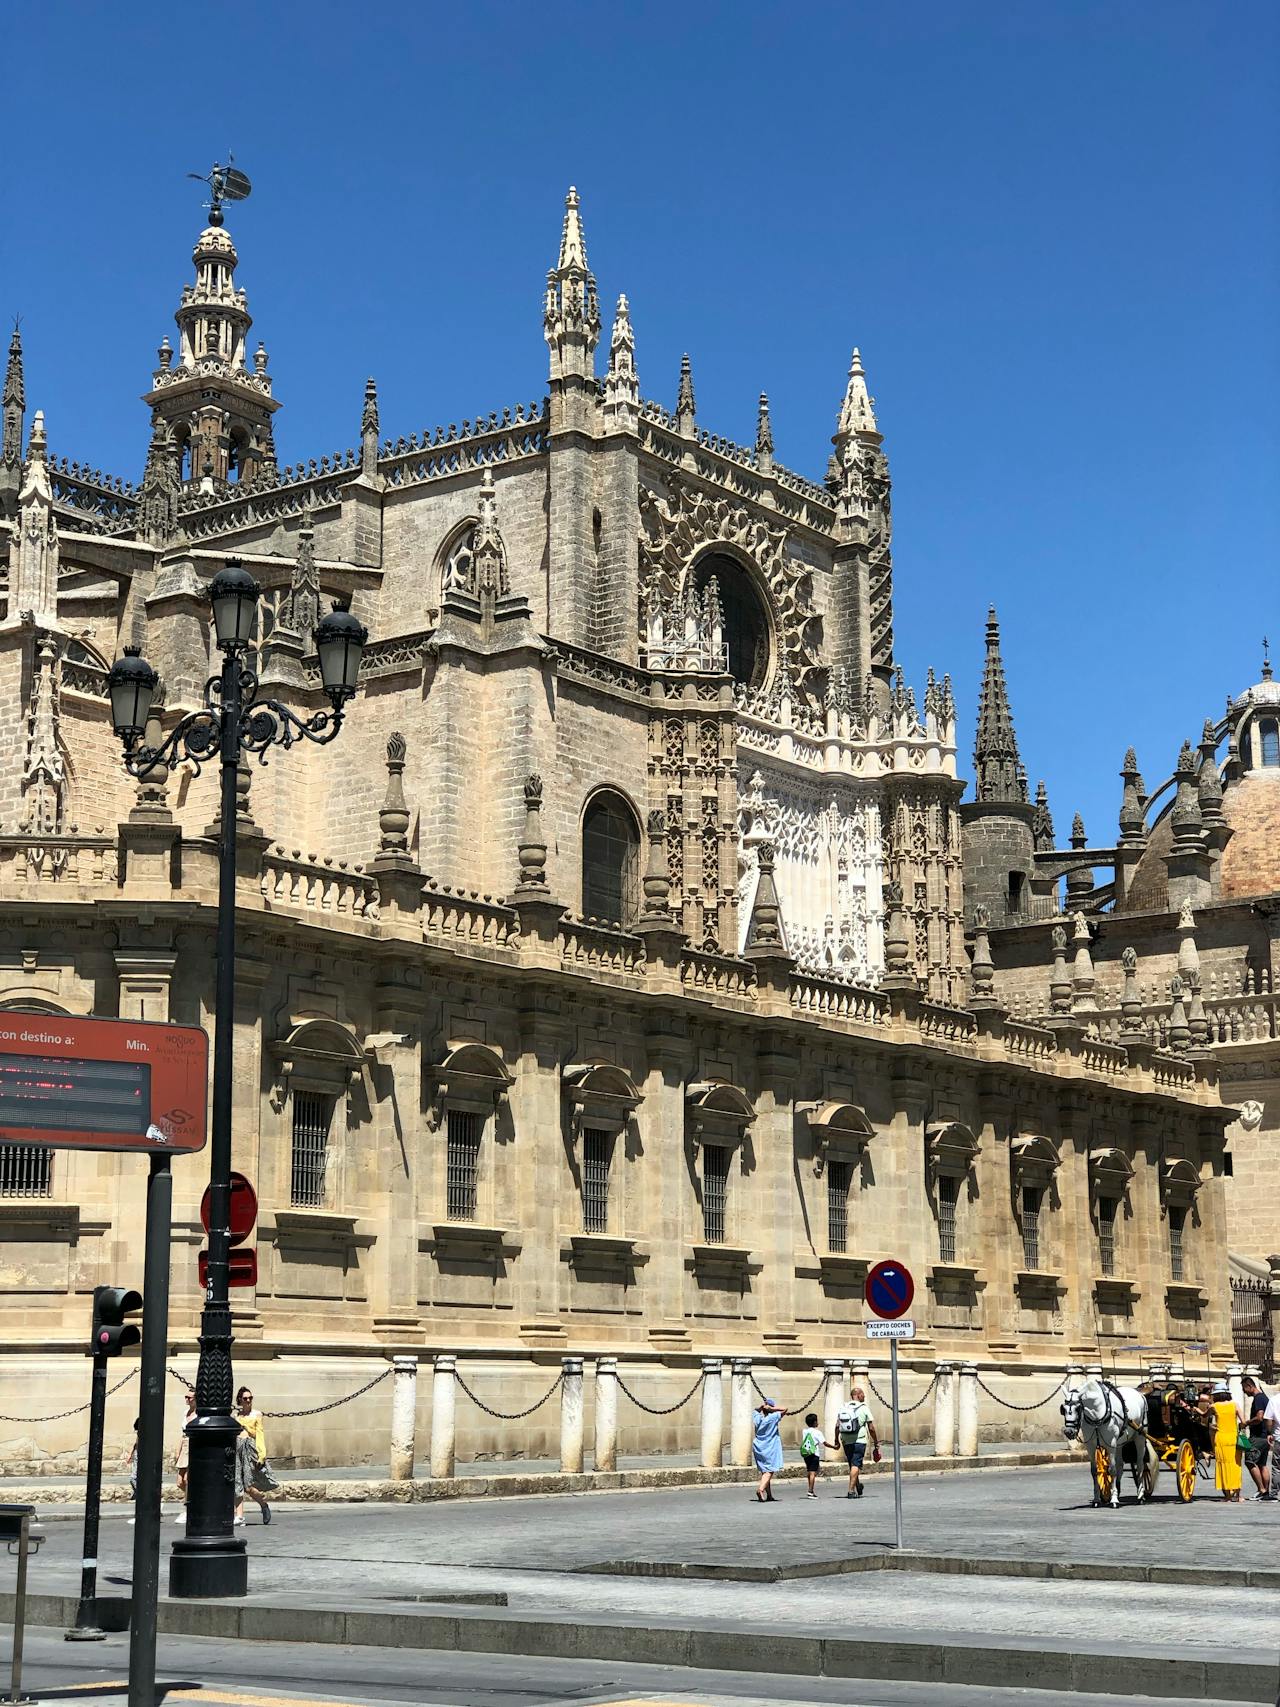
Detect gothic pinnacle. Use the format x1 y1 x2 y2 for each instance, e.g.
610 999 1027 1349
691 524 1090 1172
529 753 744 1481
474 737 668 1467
755 392 774 466
973 604 1026 803
603 294 639 426
676 353 696 434
558 186 589 273
1 321 24 499
836 346 878 439
361 376 379 440
3 323 24 416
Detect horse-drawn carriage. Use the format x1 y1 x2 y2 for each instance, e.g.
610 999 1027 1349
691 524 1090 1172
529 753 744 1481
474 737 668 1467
1062 1376 1209 1506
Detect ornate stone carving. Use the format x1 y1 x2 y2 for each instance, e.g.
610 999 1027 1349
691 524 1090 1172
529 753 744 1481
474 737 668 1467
20 636 66 836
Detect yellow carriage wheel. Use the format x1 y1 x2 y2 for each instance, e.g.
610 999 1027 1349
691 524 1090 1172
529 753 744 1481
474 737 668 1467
1093 1446 1114 1502
1175 1439 1196 1502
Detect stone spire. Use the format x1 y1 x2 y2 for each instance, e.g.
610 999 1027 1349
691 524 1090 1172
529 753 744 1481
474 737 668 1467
143 214 280 487
138 412 181 546
1196 718 1225 834
1070 812 1087 850
602 294 638 430
755 392 774 475
361 377 380 477
746 841 784 948
281 497 321 646
0 323 24 514
1169 740 1204 852
675 353 696 436
973 606 1026 802
1118 746 1147 845
20 634 65 835
835 347 877 438
1032 779 1055 850
10 410 58 626
472 468 509 597
1070 912 1098 1015
544 187 600 388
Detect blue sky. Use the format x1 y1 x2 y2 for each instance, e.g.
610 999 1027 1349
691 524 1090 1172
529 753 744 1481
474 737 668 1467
5 1 1276 842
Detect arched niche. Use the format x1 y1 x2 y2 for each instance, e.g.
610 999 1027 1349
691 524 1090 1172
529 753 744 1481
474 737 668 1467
1088 1145 1134 1202
563 1061 642 1143
690 550 772 689
925 1120 980 1182
1010 1133 1060 1189
1160 1155 1201 1210
800 1100 874 1178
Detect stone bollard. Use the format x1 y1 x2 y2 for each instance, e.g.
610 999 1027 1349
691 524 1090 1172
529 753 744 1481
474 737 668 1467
1227 1362 1245 1422
730 1358 754 1466
560 1356 585 1474
933 1362 956 1458
822 1359 848 1450
956 1362 979 1457
389 1355 418 1481
850 1356 870 1402
430 1353 456 1479
700 1359 723 1469
594 1356 618 1472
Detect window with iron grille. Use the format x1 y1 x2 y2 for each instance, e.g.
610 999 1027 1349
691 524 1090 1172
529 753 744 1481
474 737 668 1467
702 1144 729 1245
0 1144 51 1199
445 1108 483 1222
827 1159 851 1254
290 1091 334 1208
1168 1206 1186 1281
1020 1185 1042 1271
937 1174 959 1263
582 1128 611 1234
1097 1196 1118 1276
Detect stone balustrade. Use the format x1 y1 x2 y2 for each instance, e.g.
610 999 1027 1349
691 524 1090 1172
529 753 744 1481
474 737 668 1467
560 916 646 976
261 846 379 919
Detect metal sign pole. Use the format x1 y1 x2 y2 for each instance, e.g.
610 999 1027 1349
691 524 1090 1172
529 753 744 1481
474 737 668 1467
7 1509 31 1705
67 1351 108 1639
890 1337 904 1550
128 1155 173 1707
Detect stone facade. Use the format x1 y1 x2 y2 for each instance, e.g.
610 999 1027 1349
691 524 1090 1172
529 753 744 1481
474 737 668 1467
0 190 1238 1462
961 612 1278 1276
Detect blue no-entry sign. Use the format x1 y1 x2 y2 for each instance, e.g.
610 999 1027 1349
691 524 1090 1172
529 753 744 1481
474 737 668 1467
865 1260 914 1320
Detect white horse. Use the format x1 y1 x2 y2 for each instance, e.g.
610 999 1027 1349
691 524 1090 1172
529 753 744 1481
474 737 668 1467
1060 1377 1158 1508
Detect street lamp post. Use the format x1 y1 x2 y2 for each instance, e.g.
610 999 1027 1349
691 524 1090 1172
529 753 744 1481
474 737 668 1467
108 560 367 1599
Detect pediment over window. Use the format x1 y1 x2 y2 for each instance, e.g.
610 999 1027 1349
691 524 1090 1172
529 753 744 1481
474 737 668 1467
563 1061 643 1139
273 1019 365 1078
427 1040 512 1128
1160 1155 1202 1208
1010 1133 1060 1186
686 1080 755 1145
800 1101 874 1177
1088 1145 1134 1198
926 1120 980 1180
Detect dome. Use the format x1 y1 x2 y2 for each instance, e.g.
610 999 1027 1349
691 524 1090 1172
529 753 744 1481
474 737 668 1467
193 226 238 265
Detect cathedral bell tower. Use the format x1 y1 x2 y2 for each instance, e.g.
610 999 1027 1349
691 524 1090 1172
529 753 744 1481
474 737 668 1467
142 209 279 488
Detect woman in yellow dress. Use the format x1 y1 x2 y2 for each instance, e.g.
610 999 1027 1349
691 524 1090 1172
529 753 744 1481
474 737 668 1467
1211 1383 1242 1501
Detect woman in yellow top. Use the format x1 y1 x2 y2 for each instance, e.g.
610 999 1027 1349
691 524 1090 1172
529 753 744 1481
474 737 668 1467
1211 1383 1242 1501
234 1385 278 1526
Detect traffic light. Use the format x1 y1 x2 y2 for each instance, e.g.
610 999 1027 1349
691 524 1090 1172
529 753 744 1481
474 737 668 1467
91 1285 142 1358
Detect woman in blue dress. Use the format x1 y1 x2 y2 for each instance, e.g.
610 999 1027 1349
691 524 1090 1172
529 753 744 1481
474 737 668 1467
752 1396 786 1502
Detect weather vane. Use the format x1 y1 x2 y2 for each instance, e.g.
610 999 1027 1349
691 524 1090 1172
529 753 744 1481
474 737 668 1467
186 157 252 227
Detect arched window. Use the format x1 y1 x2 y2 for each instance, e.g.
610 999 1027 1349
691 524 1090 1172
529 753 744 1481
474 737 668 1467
437 520 478 602
582 791 641 925
692 553 770 688
1260 719 1280 768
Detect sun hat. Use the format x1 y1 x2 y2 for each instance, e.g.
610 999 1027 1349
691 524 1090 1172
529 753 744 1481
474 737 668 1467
1212 1384 1230 1398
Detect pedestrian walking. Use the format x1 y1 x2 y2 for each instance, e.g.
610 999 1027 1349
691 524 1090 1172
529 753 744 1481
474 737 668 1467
799 1412 835 1498
1241 1377 1270 1501
174 1389 196 1524
125 1416 139 1525
1211 1383 1242 1501
233 1385 279 1526
752 1395 786 1502
834 1385 879 1499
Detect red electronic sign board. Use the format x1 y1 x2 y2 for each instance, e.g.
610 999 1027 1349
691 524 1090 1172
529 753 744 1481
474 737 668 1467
0 1015 208 1155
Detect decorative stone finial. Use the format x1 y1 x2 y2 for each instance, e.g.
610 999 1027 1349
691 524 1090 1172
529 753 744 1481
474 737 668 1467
516 773 548 890
603 295 639 428
881 878 916 990
755 392 774 473
1070 812 1087 849
1119 945 1143 1034
1070 912 1098 1015
968 905 996 1004
676 353 696 436
378 731 410 855
1119 746 1147 844
747 842 783 947
1049 923 1071 1015
1168 973 1191 1051
640 808 672 918
1170 739 1205 851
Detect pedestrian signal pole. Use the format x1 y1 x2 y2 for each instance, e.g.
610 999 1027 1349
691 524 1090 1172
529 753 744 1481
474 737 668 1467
68 1287 141 1640
128 1153 173 1707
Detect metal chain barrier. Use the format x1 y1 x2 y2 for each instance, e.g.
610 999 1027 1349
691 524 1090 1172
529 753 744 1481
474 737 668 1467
167 1363 393 1417
975 1374 1066 1412
866 1372 937 1414
168 1366 194 1392
455 1370 563 1421
617 1373 704 1415
750 1373 827 1417
0 1366 137 1423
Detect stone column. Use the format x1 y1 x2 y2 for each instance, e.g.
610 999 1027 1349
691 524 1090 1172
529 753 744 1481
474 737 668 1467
956 1361 979 1458
700 1359 723 1469
730 1357 754 1467
850 1356 871 1398
430 1354 456 1479
560 1356 585 1474
822 1359 848 1448
594 1356 618 1473
933 1361 956 1457
389 1356 418 1481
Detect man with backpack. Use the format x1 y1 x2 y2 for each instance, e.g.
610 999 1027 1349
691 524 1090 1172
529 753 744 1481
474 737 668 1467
834 1385 879 1499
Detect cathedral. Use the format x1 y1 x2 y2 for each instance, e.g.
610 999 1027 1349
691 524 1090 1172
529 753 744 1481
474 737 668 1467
0 187 1239 1465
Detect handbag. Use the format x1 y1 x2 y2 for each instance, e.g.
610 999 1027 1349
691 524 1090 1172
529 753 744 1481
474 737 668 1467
1236 1427 1251 1455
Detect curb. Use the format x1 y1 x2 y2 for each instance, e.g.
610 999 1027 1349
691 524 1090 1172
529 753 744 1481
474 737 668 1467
0 1448 1078 1506
2 1590 1273 1702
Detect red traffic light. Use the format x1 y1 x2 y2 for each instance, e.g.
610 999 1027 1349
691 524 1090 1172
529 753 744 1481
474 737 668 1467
91 1285 142 1357
200 1172 258 1247
198 1248 257 1289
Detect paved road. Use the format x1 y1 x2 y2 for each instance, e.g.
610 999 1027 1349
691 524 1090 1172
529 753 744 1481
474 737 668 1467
10 1627 1259 1707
